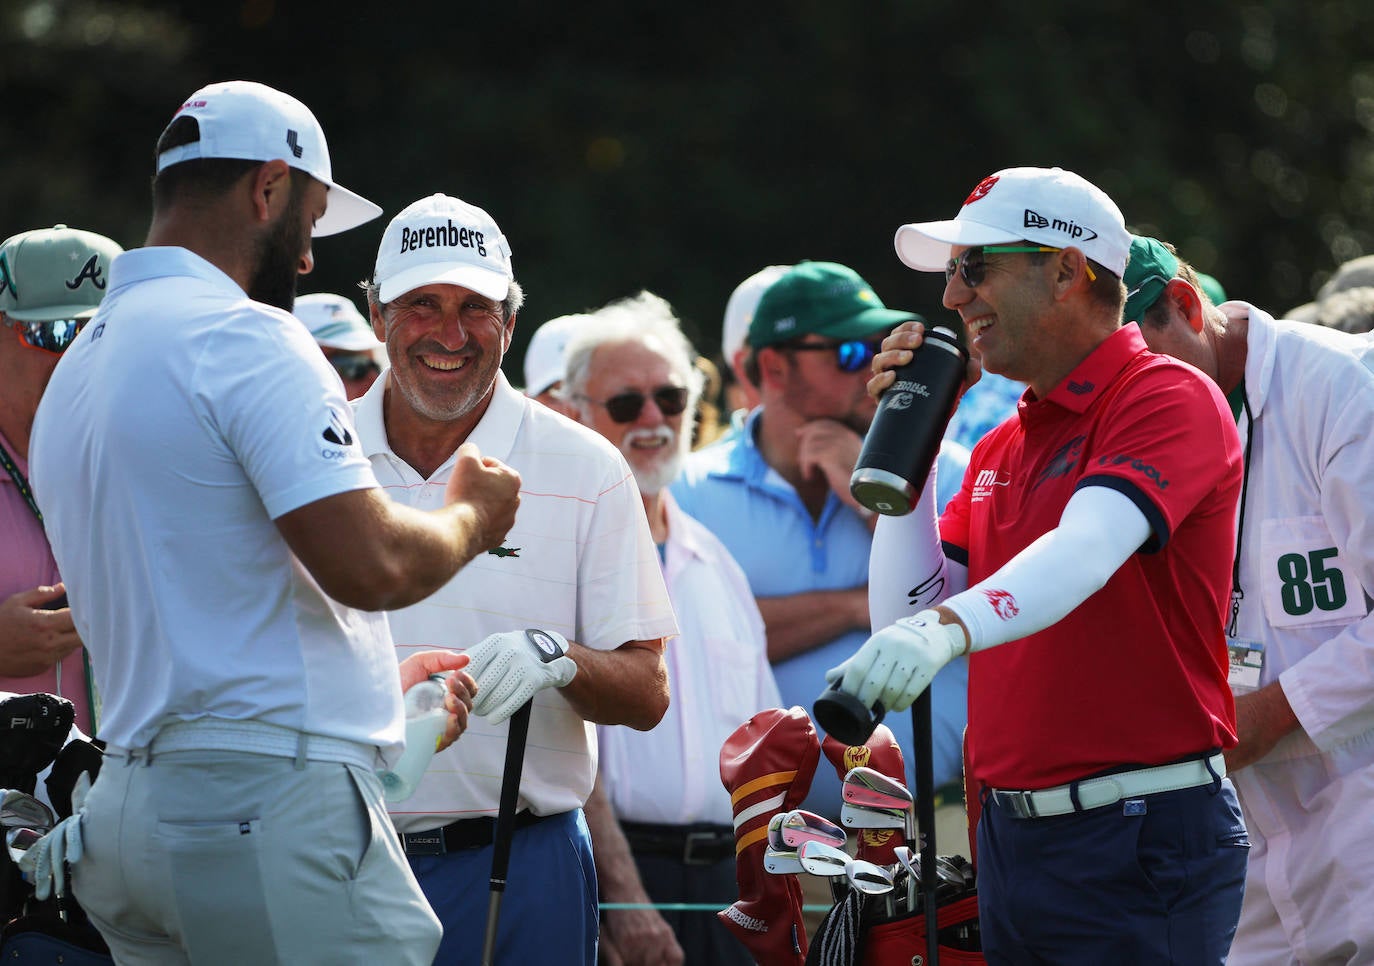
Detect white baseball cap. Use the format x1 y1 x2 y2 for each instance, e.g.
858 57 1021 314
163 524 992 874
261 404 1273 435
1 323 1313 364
156 81 381 238
294 293 381 352
373 193 513 304
894 167 1131 278
721 265 790 362
523 313 588 396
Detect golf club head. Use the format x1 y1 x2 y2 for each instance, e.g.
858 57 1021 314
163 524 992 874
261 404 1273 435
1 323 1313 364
841 766 914 812
0 790 54 833
840 800 907 831
766 812 787 850
892 845 920 882
5 826 42 864
763 845 805 875
798 840 850 878
845 857 895 895
779 809 847 851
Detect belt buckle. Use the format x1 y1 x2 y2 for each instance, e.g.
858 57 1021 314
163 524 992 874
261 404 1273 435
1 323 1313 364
682 830 721 866
400 830 446 856
1001 790 1038 819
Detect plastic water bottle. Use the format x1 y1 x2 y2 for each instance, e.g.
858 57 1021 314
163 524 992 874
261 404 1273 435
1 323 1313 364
378 673 450 803
850 325 968 515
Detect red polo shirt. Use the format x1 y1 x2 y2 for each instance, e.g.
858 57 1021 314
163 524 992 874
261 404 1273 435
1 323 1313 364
941 325 1241 790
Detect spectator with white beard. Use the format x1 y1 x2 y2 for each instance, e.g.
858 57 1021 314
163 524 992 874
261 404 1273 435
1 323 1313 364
562 291 780 966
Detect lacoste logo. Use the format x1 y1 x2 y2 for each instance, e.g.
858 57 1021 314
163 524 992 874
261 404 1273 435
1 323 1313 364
964 175 999 205
322 409 353 446
286 129 303 158
66 254 106 291
487 547 521 558
1067 380 1095 395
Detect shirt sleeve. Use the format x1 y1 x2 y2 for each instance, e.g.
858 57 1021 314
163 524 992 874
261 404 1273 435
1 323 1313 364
202 308 377 519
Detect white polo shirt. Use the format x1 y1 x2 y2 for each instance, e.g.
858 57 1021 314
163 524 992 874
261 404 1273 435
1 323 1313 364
598 492 780 826
354 372 677 830
30 247 402 757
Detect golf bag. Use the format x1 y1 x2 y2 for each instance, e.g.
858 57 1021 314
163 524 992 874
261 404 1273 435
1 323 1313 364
0 693 111 964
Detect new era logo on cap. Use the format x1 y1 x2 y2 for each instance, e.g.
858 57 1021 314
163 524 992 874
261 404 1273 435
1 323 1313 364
894 166 1131 278
374 194 514 304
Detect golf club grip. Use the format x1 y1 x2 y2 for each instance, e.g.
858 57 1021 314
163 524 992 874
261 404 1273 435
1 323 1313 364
912 690 939 966
482 699 533 966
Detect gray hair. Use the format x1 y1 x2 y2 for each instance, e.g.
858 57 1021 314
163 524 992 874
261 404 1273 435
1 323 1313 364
358 277 526 321
560 290 705 422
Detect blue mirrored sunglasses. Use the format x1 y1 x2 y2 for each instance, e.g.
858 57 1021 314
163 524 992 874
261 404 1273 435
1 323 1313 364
782 339 882 373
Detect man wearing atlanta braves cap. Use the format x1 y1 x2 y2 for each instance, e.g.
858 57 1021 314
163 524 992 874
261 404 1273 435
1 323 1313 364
28 82 521 964
357 193 676 965
833 167 1249 961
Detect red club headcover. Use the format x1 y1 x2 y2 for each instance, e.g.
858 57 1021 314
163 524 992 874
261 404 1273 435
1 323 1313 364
717 707 822 965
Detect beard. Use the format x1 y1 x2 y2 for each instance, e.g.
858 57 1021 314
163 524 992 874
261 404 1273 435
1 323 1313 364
247 189 306 311
621 425 687 495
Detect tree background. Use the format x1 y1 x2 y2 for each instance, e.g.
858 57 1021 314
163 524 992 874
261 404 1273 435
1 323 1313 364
5 0 1374 379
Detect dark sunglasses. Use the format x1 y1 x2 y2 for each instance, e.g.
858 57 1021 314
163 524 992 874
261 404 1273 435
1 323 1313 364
329 353 381 381
580 385 690 423
782 338 883 373
944 244 1096 288
13 318 86 355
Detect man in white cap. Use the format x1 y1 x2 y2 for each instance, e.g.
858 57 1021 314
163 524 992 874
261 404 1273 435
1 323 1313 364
358 193 676 966
29 82 520 964
717 264 790 441
521 311 587 416
846 167 1249 961
295 291 385 399
0 225 122 736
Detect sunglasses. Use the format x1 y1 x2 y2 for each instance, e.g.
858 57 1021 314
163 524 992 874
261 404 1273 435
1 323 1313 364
945 245 1097 288
12 318 87 355
580 385 690 424
329 352 381 381
781 338 883 373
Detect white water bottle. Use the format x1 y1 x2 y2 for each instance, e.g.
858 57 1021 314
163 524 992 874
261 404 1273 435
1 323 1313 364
378 673 450 803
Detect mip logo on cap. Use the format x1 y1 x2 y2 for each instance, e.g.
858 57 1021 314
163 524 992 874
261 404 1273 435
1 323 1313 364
1023 209 1099 243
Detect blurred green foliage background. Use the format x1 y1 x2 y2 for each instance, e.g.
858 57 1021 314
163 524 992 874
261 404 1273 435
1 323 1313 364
5 0 1374 377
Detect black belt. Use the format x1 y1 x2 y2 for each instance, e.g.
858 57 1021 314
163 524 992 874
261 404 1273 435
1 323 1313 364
398 810 553 856
621 821 736 866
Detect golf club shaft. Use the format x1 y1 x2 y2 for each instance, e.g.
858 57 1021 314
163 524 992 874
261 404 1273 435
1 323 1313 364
913 691 939 966
481 699 534 966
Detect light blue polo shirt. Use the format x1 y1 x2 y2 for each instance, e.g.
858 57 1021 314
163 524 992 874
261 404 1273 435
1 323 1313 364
671 408 969 815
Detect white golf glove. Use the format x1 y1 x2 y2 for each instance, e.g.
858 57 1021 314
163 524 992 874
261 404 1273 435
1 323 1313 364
466 628 577 725
17 770 91 901
825 610 967 713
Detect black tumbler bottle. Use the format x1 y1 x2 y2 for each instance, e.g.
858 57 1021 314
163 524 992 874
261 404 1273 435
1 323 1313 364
849 325 968 516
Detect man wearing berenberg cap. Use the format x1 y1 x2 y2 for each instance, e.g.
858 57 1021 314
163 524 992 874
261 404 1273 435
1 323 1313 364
843 167 1250 962
28 82 522 964
357 193 676 965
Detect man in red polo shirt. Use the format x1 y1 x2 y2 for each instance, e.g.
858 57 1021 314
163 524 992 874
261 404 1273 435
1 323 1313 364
833 167 1248 963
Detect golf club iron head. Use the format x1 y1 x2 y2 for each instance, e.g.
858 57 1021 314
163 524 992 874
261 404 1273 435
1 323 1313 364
840 800 908 831
779 809 847 851
0 790 54 833
845 857 895 895
763 813 804 874
841 766 914 812
5 826 43 864
797 839 851 878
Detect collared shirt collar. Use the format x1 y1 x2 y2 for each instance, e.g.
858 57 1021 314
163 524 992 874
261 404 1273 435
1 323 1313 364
1038 323 1150 415
354 368 524 469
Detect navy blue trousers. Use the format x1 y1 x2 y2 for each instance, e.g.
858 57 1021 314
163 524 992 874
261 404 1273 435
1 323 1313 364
976 779 1249 965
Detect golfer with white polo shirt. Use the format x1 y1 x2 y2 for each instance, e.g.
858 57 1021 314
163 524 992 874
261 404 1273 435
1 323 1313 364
28 82 521 965
356 192 677 966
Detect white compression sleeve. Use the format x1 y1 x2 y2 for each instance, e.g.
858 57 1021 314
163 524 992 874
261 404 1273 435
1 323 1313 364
941 485 1153 651
869 464 968 629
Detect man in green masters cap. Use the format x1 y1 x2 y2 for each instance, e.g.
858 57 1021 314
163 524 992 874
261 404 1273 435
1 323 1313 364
671 260 971 816
1124 233 1374 965
0 224 123 735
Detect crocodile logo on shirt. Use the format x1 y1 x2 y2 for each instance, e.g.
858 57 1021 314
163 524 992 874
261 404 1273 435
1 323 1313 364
487 546 521 558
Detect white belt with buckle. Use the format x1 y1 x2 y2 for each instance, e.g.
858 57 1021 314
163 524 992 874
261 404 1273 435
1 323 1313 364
107 718 380 771
990 753 1225 819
